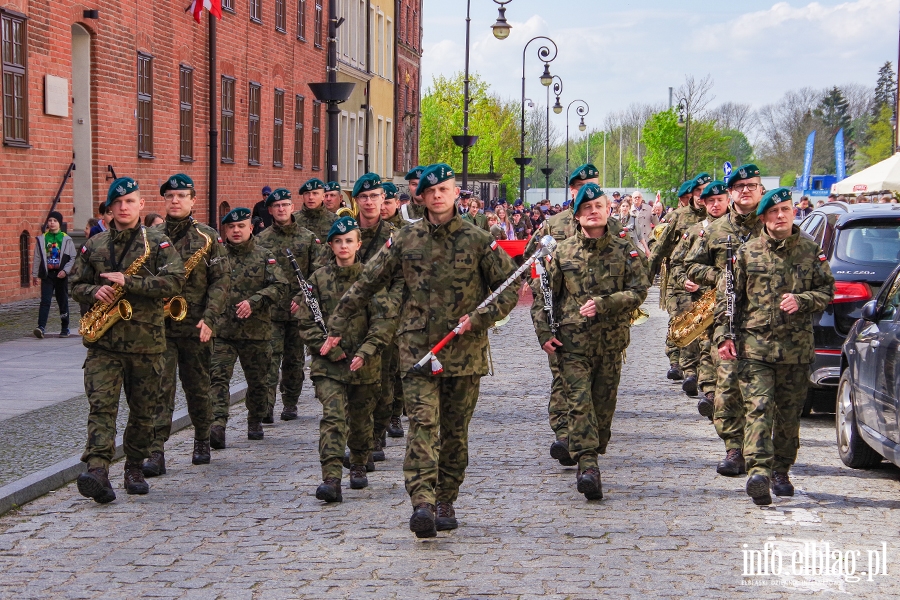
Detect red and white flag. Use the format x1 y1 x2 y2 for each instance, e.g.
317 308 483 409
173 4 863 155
655 190 661 205
187 0 222 23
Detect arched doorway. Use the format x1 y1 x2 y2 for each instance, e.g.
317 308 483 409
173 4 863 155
71 24 93 230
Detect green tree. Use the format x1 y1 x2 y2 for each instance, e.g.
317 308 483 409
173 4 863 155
858 104 895 166
815 87 853 172
874 61 896 112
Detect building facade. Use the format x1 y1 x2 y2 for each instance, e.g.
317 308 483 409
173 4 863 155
0 0 328 303
393 0 421 183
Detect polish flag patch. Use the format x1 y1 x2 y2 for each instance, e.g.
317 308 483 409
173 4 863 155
81 245 88 254
818 253 827 262
315 238 321 244
217 236 223 244
699 230 705 237
619 231 627 238
385 238 392 248
159 241 170 249
267 258 276 264
630 250 639 258
682 233 690 240
490 240 499 250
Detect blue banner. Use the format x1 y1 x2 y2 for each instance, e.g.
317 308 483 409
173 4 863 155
835 128 846 181
801 131 816 190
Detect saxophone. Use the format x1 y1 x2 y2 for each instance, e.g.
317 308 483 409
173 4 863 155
164 221 213 320
80 227 151 343
666 288 716 348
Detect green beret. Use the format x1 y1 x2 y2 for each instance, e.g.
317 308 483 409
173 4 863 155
327 216 359 242
701 180 727 199
325 181 341 193
573 183 606 215
726 163 761 188
107 177 139 206
382 182 399 199
416 163 456 196
300 178 326 193
757 187 792 216
694 172 712 188
221 207 251 224
677 180 695 197
352 172 383 198
568 164 600 186
265 188 292 207
160 173 194 196
405 166 426 181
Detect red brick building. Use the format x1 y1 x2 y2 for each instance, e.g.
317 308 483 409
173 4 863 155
0 0 328 303
392 0 421 180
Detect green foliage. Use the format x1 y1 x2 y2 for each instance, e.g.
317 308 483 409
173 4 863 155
858 104 895 166
874 61 896 112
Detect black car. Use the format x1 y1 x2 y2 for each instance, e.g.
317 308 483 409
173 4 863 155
836 263 900 469
798 202 900 413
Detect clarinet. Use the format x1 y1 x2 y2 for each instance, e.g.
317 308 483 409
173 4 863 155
284 249 327 335
724 235 735 340
535 258 558 335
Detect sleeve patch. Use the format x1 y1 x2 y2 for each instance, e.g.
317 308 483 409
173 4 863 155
630 250 639 258
267 258 276 264
619 231 627 238
81 245 87 254
159 241 170 249
682 233 690 240
217 237 223 244
490 240 499 251
818 253 827 262
699 230 705 237
315 238 321 244
385 238 392 248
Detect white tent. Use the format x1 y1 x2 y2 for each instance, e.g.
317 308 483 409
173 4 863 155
831 152 900 195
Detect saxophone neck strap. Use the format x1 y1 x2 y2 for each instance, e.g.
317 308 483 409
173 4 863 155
108 226 143 272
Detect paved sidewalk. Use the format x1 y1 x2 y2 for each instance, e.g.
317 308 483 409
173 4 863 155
0 291 897 598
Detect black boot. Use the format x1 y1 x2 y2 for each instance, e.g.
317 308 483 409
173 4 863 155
210 425 226 450
409 503 437 538
435 501 458 531
681 375 698 397
142 451 166 477
315 478 342 503
349 464 369 489
549 438 577 466
344 452 375 472
124 461 149 495
387 416 404 438
372 436 386 462
772 471 795 497
697 392 715 421
746 474 772 506
666 364 684 381
717 448 747 476
576 467 603 500
247 421 264 440
76 467 116 504
192 439 211 465
280 406 298 421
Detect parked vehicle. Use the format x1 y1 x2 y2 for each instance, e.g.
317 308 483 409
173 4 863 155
836 263 900 469
798 202 900 414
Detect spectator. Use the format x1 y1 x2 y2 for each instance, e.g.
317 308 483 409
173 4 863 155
857 194 870 204
795 195 813 218
616 197 632 226
530 206 544 230
32 212 77 338
84 218 99 238
486 212 506 240
512 210 530 240
495 204 515 240
398 192 411 206
651 201 664 223
827 194 837 203
458 193 471 215
462 198 489 230
88 202 109 237
630 191 655 245
144 213 164 227
815 200 826 207
251 185 273 234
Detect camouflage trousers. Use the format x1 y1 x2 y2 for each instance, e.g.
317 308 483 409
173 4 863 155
559 350 623 470
313 376 378 480
210 338 271 427
547 352 568 441
372 341 401 440
737 359 809 476
697 329 716 396
81 347 163 469
714 354 745 450
267 320 306 412
150 336 213 453
665 293 693 371
402 374 481 507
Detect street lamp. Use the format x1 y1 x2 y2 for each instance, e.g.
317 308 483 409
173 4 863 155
491 1 512 40
676 98 689 182
518 36 559 205
565 99 589 183
542 75 563 201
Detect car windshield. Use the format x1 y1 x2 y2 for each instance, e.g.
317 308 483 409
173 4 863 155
835 223 900 264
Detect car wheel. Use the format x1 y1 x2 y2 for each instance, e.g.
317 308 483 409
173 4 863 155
835 371 882 469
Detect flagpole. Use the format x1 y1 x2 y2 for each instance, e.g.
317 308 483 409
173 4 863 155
208 10 218 227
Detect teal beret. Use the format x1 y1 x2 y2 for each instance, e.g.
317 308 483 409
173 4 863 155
325 181 341 192
757 187 792 216
568 164 600 186
573 183 606 215
701 180 727 199
677 180 695 197
160 173 194 196
726 163 761 188
300 178 326 193
405 166 426 181
265 188 292 207
382 182 399 199
327 216 359 242
221 207 251 224
416 163 456 196
694 172 712 188
352 172 383 198
107 177 139 206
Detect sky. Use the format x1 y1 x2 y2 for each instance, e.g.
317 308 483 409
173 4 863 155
421 0 899 127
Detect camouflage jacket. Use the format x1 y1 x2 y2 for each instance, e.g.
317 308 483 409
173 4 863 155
359 219 396 264
292 204 337 240
713 226 835 364
297 262 394 384
648 202 707 276
71 223 185 354
384 210 407 230
326 213 519 377
685 205 763 288
532 227 649 356
668 218 711 296
525 208 626 254
256 217 324 322
461 212 489 231
405 201 426 220
153 216 230 338
218 237 289 341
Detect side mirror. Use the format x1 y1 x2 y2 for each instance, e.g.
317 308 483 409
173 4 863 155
861 300 880 322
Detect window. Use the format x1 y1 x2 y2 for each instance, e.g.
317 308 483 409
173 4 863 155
297 0 306 40
2 10 28 146
314 1 323 47
273 88 284 167
179 66 194 161
19 230 29 287
137 53 153 158
250 0 261 23
311 100 321 170
222 0 234 12
275 0 285 32
376 13 383 76
221 76 235 162
293 94 305 169
248 82 261 165
386 18 393 78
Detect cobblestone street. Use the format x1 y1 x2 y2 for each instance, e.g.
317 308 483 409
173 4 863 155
0 290 898 598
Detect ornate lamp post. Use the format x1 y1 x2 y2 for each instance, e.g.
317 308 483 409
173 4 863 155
541 76 563 201
676 98 689 182
516 36 558 205
565 99 589 184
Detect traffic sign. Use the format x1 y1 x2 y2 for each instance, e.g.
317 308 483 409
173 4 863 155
723 161 733 179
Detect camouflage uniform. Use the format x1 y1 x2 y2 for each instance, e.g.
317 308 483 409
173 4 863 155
686 206 763 449
385 210 408 230
70 224 186 470
149 217 229 452
296 262 395 479
713 226 834 477
404 201 426 221
461 212 489 231
209 237 288 427
292 204 338 240
256 218 323 417
532 227 649 469
327 213 518 507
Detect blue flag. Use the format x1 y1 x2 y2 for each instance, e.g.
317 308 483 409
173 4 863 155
802 131 816 190
835 128 846 181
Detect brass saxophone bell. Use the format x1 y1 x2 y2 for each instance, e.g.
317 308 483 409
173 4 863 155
118 300 133 321
630 308 650 326
164 296 188 321
336 196 359 219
